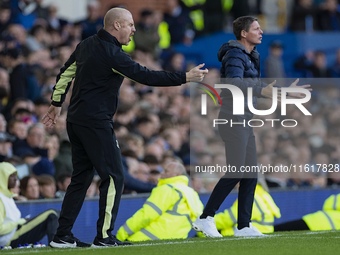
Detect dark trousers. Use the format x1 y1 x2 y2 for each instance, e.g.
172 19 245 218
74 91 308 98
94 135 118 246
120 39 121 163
10 209 58 248
274 219 309 231
56 122 124 239
202 112 257 229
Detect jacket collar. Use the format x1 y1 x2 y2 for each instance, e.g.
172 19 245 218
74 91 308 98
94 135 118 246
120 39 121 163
97 28 121 47
228 40 258 56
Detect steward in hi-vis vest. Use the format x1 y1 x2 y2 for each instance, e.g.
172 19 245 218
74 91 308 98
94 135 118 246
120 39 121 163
303 194 340 231
117 162 203 241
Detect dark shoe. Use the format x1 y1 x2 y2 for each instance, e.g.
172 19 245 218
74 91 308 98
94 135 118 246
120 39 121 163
91 235 132 248
50 235 91 248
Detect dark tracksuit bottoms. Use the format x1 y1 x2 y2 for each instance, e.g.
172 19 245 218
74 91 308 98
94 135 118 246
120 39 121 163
56 122 124 239
10 209 58 247
274 219 309 231
202 112 257 229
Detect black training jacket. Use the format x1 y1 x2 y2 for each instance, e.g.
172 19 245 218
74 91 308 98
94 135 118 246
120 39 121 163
51 29 186 128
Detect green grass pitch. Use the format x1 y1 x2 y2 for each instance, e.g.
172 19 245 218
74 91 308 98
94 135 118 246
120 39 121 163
2 231 339 255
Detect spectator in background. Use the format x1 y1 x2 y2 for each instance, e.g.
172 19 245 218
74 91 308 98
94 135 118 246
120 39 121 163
261 0 288 33
0 162 59 248
79 0 103 40
163 52 186 72
13 123 55 177
180 0 205 34
13 123 46 157
10 0 38 30
25 24 49 52
143 154 163 184
9 177 27 201
0 2 11 34
1 47 41 102
55 173 71 199
265 40 286 78
120 133 145 160
122 152 156 194
44 133 60 163
135 161 151 183
294 50 333 77
0 67 10 112
309 50 333 77
133 116 156 143
6 120 29 166
133 9 160 59
11 108 36 127
289 0 318 31
161 127 183 158
145 141 165 163
163 0 195 45
317 0 340 31
6 24 28 51
45 4 68 33
116 161 203 241
31 157 55 177
37 174 56 199
0 132 15 162
8 119 28 141
148 167 162 185
144 112 161 134
202 0 225 35
4 98 36 124
19 175 40 200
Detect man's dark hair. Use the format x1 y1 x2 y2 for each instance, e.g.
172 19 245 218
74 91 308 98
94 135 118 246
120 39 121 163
233 16 257 40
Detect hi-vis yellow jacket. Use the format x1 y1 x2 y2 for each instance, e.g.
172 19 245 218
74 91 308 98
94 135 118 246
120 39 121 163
122 21 171 53
215 184 281 236
116 175 203 241
303 194 340 230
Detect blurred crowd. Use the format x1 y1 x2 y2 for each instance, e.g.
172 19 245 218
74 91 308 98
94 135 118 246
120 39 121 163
0 0 339 201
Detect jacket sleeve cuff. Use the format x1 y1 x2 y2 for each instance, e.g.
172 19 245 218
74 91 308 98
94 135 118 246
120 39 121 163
181 72 187 84
254 85 263 98
51 101 63 107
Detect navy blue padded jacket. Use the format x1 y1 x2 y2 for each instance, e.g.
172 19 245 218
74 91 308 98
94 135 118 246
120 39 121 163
217 40 266 118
